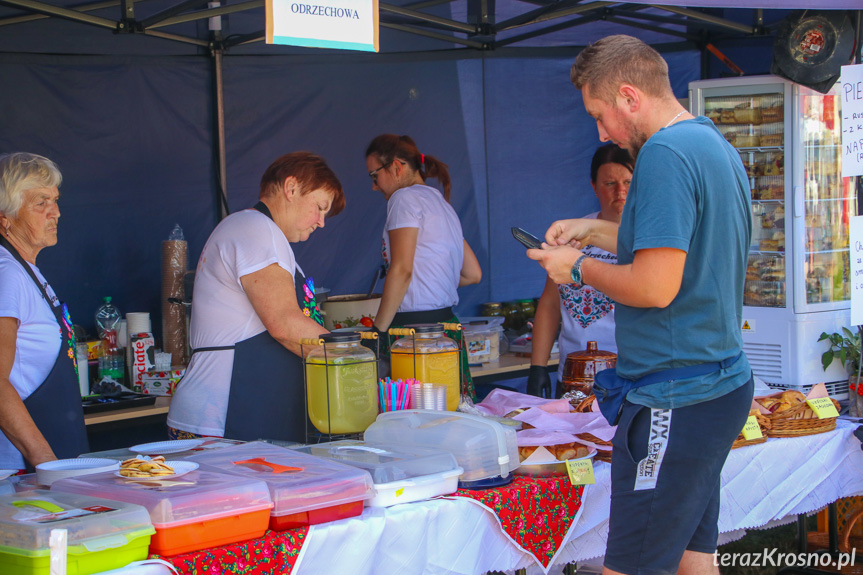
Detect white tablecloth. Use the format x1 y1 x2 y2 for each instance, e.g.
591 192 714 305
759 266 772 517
99 420 863 575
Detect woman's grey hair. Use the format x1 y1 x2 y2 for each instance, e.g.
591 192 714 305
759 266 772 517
0 153 62 219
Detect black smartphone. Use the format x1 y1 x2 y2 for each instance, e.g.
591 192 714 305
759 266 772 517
511 227 543 250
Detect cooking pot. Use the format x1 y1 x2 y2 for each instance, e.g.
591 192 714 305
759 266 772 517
321 294 382 331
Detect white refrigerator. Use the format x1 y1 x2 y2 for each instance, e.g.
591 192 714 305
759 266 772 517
690 75 857 399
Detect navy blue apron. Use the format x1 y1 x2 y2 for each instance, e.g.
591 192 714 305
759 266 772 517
195 203 321 443
0 238 89 468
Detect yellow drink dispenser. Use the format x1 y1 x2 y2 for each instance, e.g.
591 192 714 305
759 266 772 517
304 332 378 435
390 324 460 411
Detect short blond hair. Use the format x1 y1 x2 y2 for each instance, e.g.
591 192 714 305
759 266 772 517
571 35 673 104
0 153 62 218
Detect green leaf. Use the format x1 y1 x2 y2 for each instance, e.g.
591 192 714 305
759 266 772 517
822 351 834 371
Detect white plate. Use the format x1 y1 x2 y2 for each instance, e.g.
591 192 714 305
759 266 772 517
36 458 119 486
115 460 198 481
130 439 205 456
0 470 17 481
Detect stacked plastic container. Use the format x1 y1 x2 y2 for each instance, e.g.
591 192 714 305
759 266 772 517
188 442 374 530
51 469 273 556
364 410 520 489
0 490 154 574
293 440 463 507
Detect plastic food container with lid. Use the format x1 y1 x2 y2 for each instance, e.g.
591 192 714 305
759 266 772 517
364 410 520 489
459 317 504 364
188 442 374 530
390 324 460 411
304 332 379 434
50 469 273 556
0 490 154 575
292 440 463 507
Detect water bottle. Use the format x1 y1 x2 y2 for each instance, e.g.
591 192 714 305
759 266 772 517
95 297 124 384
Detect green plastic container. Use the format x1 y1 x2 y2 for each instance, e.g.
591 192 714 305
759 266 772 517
0 490 154 575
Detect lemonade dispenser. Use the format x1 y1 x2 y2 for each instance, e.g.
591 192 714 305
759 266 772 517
303 332 379 435
390 324 461 411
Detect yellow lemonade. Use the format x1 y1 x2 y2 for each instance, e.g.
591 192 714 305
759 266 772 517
306 357 378 434
391 350 459 411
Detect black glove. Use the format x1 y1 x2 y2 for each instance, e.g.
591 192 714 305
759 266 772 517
526 365 552 398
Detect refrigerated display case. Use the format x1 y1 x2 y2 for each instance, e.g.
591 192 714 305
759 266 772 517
690 75 857 399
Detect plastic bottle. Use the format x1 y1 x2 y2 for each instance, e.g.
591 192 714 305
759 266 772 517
95 297 124 384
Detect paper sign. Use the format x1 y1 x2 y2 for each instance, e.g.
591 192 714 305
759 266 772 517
566 459 595 485
806 397 840 419
840 63 863 177
266 0 379 52
741 416 763 440
852 215 863 326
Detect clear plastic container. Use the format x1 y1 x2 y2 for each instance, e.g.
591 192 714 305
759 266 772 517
0 490 154 575
460 317 505 364
305 332 378 434
188 442 374 530
51 469 273 556
390 324 460 411
364 410 519 484
292 440 463 507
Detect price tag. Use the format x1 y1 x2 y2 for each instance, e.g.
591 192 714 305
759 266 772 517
806 397 840 419
741 416 763 440
566 459 595 485
395 488 405 498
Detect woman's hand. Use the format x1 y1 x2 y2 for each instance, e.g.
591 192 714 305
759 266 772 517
374 227 418 332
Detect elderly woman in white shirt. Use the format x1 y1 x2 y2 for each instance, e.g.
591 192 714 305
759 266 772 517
365 134 482 399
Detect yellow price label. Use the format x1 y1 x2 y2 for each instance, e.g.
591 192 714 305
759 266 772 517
395 488 405 498
741 415 763 440
566 459 595 485
806 397 839 419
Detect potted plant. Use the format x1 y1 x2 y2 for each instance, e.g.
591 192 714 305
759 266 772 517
819 327 862 415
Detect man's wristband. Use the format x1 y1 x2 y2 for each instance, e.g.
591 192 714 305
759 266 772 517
570 254 589 287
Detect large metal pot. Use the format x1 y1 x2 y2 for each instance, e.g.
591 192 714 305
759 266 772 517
320 294 382 331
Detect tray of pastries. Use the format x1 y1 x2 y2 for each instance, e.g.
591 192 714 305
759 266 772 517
514 442 595 477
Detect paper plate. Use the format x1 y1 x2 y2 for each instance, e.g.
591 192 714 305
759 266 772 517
116 460 199 481
513 448 597 478
0 470 17 481
130 439 205 455
36 458 119 486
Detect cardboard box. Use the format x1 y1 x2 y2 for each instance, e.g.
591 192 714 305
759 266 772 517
130 333 155 393
141 369 185 396
86 340 101 361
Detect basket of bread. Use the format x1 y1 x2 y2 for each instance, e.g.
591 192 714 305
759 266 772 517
731 409 771 449
755 388 840 438
515 440 595 477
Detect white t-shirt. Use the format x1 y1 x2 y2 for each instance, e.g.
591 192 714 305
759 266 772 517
382 184 464 313
0 246 61 469
167 209 298 437
556 212 618 379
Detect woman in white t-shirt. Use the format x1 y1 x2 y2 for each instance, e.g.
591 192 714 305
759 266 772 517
365 134 482 399
0 152 88 470
167 152 345 442
527 144 634 398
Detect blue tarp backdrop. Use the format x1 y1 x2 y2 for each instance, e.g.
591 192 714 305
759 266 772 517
0 3 819 338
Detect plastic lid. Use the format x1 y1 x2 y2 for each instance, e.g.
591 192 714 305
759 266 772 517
188 442 374 517
364 410 520 482
320 332 361 343
0 490 152 551
292 440 460 484
51 469 273 526
406 324 445 334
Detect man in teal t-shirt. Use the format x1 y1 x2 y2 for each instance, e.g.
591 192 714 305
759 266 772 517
527 35 754 575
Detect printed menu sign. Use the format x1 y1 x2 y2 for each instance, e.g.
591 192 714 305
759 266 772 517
266 0 379 52
851 216 863 326
840 63 863 178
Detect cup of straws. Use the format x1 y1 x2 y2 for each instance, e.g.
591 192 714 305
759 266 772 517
379 378 449 412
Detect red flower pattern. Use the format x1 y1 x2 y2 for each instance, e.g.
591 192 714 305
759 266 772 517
454 475 584 566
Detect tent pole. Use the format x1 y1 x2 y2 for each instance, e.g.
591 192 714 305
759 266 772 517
213 45 229 221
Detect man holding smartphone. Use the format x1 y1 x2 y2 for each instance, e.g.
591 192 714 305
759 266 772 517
528 35 753 575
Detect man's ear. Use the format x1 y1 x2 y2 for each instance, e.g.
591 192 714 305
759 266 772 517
618 84 640 112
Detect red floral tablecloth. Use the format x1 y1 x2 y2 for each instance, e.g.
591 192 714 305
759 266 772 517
151 527 308 575
451 474 584 566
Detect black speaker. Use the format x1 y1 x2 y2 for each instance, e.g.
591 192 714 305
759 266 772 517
770 10 856 94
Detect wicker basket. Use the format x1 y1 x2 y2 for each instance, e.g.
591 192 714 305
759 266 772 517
763 397 840 438
731 410 771 449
